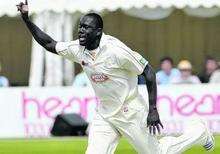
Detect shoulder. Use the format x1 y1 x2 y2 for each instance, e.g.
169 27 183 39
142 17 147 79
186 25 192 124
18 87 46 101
210 69 220 82
212 69 220 76
102 34 131 54
56 40 81 51
56 40 78 47
172 68 180 72
0 76 9 85
156 70 164 76
191 75 201 82
69 40 80 46
0 76 8 81
171 68 180 74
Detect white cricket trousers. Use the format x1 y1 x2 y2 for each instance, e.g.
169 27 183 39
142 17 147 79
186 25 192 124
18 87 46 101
86 100 208 154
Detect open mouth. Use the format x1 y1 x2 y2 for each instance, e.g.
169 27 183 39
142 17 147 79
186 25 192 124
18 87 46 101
79 33 86 44
79 37 86 42
79 36 86 45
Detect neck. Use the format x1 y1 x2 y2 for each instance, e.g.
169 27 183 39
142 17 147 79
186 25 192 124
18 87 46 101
86 38 101 51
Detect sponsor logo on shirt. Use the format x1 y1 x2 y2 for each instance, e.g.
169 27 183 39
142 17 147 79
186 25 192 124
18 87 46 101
91 73 109 83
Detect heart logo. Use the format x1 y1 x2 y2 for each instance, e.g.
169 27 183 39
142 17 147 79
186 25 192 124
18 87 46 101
195 94 215 115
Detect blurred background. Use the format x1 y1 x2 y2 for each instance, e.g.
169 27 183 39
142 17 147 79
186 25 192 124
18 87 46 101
0 0 220 154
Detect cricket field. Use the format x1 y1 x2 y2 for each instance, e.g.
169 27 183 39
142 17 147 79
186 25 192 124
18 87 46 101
0 136 219 154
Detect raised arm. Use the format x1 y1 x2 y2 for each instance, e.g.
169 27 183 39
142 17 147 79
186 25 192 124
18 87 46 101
141 64 163 135
16 0 57 54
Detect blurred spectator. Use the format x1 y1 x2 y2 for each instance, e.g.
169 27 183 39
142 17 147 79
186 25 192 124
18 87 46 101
0 62 9 87
156 57 180 84
209 62 220 83
199 56 218 83
73 70 92 88
171 60 200 84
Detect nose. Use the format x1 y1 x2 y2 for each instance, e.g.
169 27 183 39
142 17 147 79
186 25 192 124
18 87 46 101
79 26 85 33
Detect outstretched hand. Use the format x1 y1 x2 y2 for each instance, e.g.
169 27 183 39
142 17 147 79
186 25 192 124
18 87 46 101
147 107 163 135
16 0 29 18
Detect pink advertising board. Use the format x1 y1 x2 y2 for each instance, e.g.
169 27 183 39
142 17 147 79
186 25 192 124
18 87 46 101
0 84 219 138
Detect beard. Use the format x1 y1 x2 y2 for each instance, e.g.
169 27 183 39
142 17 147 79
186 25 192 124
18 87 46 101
79 33 99 48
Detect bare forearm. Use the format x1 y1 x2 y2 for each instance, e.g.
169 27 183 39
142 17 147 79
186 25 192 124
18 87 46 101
141 64 157 110
148 78 157 110
143 64 163 134
22 15 57 54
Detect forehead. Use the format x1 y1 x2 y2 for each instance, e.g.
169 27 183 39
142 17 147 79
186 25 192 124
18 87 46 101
162 60 172 64
207 59 216 63
80 16 97 26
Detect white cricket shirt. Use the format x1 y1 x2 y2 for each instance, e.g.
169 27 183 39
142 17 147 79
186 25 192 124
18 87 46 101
56 33 148 117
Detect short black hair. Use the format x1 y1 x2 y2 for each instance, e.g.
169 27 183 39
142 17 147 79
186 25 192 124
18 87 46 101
84 13 103 29
205 55 216 62
160 56 174 65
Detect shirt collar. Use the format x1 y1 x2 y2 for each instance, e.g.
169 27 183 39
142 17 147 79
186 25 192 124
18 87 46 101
99 33 107 49
82 33 107 56
90 32 107 56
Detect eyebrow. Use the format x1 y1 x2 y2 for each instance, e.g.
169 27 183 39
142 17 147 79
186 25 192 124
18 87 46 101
79 20 97 29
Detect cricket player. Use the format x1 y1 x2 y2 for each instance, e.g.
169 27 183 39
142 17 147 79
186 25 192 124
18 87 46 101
17 1 214 154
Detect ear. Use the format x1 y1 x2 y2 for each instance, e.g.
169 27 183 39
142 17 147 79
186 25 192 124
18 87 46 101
96 28 102 36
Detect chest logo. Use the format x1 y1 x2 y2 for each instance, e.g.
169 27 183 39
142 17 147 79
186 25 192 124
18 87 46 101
91 73 109 83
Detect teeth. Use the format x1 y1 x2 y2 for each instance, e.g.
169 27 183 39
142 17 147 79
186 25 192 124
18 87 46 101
79 38 85 41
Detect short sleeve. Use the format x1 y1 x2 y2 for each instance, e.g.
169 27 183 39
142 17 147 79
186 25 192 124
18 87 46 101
117 49 148 75
55 40 82 63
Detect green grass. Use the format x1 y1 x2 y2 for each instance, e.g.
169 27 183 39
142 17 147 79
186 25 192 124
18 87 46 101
0 136 219 154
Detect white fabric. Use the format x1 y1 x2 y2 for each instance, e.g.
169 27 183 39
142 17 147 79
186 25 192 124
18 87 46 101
86 100 209 154
63 13 81 85
44 12 63 86
184 7 220 18
73 72 92 88
29 13 45 86
56 33 148 117
0 76 9 87
29 12 75 86
171 75 201 84
210 69 220 83
124 7 174 20
5 0 220 17
125 6 220 20
86 113 120 154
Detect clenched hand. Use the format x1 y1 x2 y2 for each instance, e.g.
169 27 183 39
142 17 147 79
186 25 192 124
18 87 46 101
16 0 29 19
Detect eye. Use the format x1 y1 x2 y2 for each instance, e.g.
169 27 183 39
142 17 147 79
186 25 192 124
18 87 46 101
78 25 82 29
84 25 90 29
